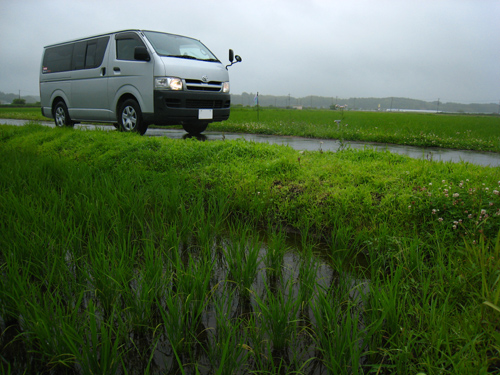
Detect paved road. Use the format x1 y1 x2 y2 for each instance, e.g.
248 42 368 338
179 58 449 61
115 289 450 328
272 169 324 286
2 119 500 167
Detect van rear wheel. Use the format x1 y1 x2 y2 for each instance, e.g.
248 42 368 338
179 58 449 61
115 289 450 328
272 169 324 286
53 101 74 128
118 99 147 135
182 122 208 134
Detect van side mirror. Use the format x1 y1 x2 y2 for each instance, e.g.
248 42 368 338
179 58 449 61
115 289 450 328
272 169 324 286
134 46 150 61
226 49 242 70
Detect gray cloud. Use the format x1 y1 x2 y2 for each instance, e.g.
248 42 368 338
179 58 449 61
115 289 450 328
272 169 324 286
0 0 498 103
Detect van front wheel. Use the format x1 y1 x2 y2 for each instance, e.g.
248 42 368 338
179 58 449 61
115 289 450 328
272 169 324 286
118 99 147 135
53 101 74 128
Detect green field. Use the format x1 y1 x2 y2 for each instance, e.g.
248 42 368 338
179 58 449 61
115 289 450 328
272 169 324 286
0 107 45 121
1 124 499 374
212 107 500 152
2 106 500 152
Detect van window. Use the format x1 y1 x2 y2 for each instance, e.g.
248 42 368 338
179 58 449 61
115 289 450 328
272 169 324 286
43 44 73 73
85 43 97 67
93 37 109 68
116 33 146 61
43 36 109 74
72 41 87 70
82 37 109 69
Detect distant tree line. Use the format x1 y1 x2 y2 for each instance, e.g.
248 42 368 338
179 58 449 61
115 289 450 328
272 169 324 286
231 93 499 114
0 91 40 106
0 90 497 113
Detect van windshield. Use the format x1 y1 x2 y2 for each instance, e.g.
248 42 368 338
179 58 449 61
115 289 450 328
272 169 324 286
143 31 219 62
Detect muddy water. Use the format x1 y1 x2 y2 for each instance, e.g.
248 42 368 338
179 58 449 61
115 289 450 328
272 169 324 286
3 119 500 166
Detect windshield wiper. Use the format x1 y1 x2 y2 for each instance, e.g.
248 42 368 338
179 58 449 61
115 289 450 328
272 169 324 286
168 55 219 62
169 55 199 60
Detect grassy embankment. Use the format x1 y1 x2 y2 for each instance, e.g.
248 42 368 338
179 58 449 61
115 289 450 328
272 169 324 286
1 123 499 374
2 106 500 152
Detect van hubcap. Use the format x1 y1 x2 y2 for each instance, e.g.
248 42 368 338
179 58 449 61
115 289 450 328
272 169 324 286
55 107 65 127
122 106 137 131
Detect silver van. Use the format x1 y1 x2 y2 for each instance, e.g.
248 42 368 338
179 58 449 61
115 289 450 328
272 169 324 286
40 30 241 135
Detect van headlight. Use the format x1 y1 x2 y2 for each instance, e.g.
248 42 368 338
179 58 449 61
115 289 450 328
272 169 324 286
155 77 183 90
222 81 230 93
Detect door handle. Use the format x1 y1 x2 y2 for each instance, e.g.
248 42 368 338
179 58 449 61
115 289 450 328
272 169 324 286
100 67 106 76
113 67 121 73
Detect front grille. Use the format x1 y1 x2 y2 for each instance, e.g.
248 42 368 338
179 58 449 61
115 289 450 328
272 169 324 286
186 99 225 109
162 96 230 110
164 98 181 108
185 79 222 92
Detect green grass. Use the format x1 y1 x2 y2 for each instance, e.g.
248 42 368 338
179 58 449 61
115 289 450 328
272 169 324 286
211 107 500 152
1 124 499 374
0 107 46 121
1 106 500 152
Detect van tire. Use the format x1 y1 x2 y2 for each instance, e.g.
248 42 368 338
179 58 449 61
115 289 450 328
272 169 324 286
53 101 74 128
182 122 208 134
118 99 147 135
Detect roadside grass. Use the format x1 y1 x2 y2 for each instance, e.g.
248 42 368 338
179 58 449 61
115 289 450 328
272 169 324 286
1 124 499 374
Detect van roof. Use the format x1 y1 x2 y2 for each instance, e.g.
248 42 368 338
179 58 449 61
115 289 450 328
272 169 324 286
44 29 198 48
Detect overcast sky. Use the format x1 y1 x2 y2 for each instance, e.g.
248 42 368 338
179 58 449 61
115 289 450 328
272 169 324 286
1 0 498 103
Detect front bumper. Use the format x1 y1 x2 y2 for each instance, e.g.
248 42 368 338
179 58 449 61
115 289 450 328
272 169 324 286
149 90 231 126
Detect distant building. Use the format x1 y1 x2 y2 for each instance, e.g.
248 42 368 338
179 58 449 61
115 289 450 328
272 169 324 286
386 109 441 113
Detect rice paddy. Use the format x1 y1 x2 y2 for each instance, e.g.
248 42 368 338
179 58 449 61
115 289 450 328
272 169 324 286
212 107 500 152
1 123 499 374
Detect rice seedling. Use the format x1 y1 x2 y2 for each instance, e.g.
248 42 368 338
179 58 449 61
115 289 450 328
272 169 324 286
254 277 302 353
297 246 319 310
16 290 83 371
263 226 289 282
76 301 128 375
222 221 261 297
206 289 251 374
0 250 32 326
158 288 188 356
85 237 135 321
310 280 368 375
124 242 167 331
158 250 215 367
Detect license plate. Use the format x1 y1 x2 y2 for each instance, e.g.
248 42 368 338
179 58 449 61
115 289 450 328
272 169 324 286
198 109 213 120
